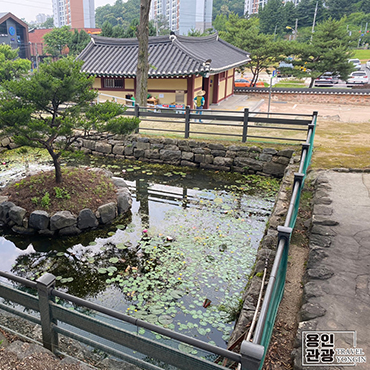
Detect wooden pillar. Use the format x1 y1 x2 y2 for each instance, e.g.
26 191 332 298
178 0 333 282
187 75 195 106
203 77 211 109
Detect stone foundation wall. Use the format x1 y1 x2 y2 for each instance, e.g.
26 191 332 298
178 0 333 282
73 135 295 178
247 92 370 105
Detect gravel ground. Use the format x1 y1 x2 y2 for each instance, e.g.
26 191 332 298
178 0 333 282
0 310 139 370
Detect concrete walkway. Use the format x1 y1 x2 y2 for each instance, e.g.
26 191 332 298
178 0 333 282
294 171 370 369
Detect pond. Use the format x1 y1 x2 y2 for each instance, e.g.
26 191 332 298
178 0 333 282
0 148 279 349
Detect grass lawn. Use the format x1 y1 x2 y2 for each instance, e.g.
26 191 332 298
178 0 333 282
352 49 370 62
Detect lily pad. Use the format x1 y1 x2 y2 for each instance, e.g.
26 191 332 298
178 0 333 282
169 290 183 299
116 243 128 250
158 315 173 326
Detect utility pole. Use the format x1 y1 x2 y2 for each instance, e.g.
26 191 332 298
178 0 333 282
311 1 318 42
294 18 298 41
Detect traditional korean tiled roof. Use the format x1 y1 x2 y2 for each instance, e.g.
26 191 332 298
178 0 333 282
77 33 250 78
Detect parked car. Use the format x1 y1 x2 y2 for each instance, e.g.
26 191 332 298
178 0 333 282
276 61 294 77
348 58 362 70
234 78 264 87
346 70 369 85
314 72 340 87
366 60 370 70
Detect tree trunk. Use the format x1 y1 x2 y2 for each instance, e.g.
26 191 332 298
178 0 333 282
47 147 63 183
136 0 151 107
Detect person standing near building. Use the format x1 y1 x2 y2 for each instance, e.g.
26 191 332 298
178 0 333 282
193 90 205 122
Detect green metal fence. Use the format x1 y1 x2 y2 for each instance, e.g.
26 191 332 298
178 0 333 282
240 111 317 369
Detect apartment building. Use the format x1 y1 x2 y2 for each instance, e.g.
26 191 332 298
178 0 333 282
150 0 213 35
244 0 300 15
52 0 95 28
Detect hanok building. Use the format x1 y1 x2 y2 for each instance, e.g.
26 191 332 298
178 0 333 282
0 12 30 59
77 33 250 109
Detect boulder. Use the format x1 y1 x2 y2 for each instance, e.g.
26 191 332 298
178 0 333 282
111 177 129 189
59 226 82 236
213 157 233 167
78 209 99 230
117 189 132 215
234 157 263 172
97 202 117 224
160 150 181 161
9 206 26 226
263 162 286 178
12 226 36 235
95 142 112 154
50 211 77 231
0 201 16 223
112 145 124 155
29 211 50 230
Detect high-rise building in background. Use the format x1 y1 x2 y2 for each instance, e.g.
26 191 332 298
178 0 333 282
244 0 300 15
53 0 95 28
150 0 213 35
36 14 50 24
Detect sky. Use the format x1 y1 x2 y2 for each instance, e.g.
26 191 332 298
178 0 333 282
1 0 117 23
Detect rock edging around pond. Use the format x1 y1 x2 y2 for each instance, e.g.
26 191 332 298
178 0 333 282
0 175 132 237
228 158 298 346
74 135 294 178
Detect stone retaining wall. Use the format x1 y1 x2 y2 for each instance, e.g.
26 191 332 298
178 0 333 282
228 159 297 346
247 92 370 105
72 135 295 178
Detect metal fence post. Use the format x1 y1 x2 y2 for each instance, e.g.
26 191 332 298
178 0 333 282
37 273 58 353
134 104 140 133
242 108 249 143
240 341 265 370
185 105 191 139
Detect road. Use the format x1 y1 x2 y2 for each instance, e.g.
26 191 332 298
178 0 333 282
241 63 370 88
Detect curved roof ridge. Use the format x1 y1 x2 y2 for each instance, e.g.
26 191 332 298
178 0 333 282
176 33 218 44
91 34 172 46
172 37 210 64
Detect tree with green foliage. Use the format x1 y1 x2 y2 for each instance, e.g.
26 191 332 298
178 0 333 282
40 17 54 28
0 58 139 183
112 24 126 38
0 45 30 83
259 0 289 35
221 15 292 85
124 18 156 38
187 28 214 37
213 14 228 32
326 0 357 20
95 0 140 28
213 0 244 18
43 26 72 56
296 0 326 28
356 0 370 12
101 20 114 37
292 19 355 87
68 29 91 56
